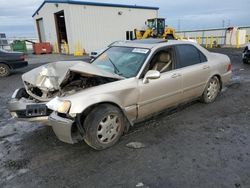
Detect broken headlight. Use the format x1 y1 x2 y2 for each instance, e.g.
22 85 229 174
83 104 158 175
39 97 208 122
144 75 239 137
46 97 71 114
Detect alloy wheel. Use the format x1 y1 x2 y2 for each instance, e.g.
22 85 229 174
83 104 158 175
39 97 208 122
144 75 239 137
206 77 220 101
0 65 7 76
97 114 121 144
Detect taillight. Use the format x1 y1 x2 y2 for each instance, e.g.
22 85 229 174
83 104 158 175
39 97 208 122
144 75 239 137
227 63 232 72
19 55 25 60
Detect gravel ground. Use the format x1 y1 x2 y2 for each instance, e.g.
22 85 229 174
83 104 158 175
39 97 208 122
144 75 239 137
26 53 89 64
0 48 250 188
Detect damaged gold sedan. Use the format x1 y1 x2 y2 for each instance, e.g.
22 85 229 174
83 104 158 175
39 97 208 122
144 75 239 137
8 39 232 150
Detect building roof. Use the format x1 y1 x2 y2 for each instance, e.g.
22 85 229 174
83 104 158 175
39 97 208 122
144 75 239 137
32 0 159 17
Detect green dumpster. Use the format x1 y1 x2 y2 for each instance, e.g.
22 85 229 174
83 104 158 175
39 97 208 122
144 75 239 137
11 40 27 53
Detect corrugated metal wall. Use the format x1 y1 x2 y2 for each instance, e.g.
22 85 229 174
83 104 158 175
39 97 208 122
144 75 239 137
68 5 157 53
176 26 250 45
33 3 157 54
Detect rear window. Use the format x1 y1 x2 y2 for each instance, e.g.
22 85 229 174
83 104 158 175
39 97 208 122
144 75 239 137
176 44 207 68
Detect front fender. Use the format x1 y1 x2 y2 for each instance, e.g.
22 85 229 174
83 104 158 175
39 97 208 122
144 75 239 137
68 93 138 125
62 78 139 124
69 94 124 114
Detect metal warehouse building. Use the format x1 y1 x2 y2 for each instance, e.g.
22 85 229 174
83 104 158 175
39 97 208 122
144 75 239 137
33 0 159 54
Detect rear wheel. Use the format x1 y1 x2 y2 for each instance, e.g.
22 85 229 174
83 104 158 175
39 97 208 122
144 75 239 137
0 63 10 77
201 76 221 103
83 104 125 150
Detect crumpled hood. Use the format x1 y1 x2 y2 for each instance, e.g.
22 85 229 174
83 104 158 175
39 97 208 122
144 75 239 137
22 61 123 91
67 62 123 79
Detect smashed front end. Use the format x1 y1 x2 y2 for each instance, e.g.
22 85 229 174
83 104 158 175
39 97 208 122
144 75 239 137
7 61 122 143
8 61 77 121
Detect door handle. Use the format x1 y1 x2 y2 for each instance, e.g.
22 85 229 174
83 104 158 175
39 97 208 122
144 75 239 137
171 73 181 78
203 65 210 69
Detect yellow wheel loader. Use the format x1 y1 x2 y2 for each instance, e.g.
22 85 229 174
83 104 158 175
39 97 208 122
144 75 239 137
135 18 178 40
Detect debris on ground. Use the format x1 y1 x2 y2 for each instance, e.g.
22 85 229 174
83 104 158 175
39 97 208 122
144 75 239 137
235 183 241 187
136 182 144 187
126 142 145 149
218 128 225 132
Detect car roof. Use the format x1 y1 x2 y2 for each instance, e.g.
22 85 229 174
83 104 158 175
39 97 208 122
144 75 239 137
112 39 197 49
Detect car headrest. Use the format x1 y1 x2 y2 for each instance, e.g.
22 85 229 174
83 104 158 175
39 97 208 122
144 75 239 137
158 52 170 63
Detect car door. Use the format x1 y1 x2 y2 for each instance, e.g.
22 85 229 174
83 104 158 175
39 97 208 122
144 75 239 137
175 44 210 101
137 48 182 119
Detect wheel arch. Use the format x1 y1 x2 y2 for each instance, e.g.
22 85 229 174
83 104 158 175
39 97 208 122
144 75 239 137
205 73 222 91
0 62 12 69
212 74 222 90
76 101 132 136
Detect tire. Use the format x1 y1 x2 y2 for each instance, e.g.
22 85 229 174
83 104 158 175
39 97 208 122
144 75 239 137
83 104 125 150
0 63 10 77
201 76 221 104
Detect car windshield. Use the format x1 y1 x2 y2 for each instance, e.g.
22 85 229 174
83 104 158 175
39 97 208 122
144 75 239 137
92 46 150 78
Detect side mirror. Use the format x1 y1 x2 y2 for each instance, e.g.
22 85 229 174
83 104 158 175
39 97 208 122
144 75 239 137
143 70 160 84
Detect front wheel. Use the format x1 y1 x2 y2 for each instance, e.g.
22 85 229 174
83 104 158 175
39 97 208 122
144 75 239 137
201 76 221 103
83 104 125 150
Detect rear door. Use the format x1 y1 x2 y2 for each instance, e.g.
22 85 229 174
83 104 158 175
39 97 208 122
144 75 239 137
175 44 210 101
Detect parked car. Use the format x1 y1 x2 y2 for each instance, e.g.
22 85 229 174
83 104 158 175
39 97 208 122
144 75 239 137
90 40 123 59
243 43 250 64
0 49 28 77
8 39 232 150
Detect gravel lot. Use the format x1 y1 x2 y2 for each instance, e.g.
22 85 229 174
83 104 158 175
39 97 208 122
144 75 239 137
0 48 250 188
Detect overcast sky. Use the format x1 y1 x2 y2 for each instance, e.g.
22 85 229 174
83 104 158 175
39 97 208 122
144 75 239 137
0 0 250 37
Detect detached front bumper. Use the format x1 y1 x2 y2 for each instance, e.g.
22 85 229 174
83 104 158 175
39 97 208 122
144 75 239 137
7 88 79 144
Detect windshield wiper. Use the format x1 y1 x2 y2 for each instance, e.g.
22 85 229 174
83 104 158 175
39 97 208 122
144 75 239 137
106 56 120 74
